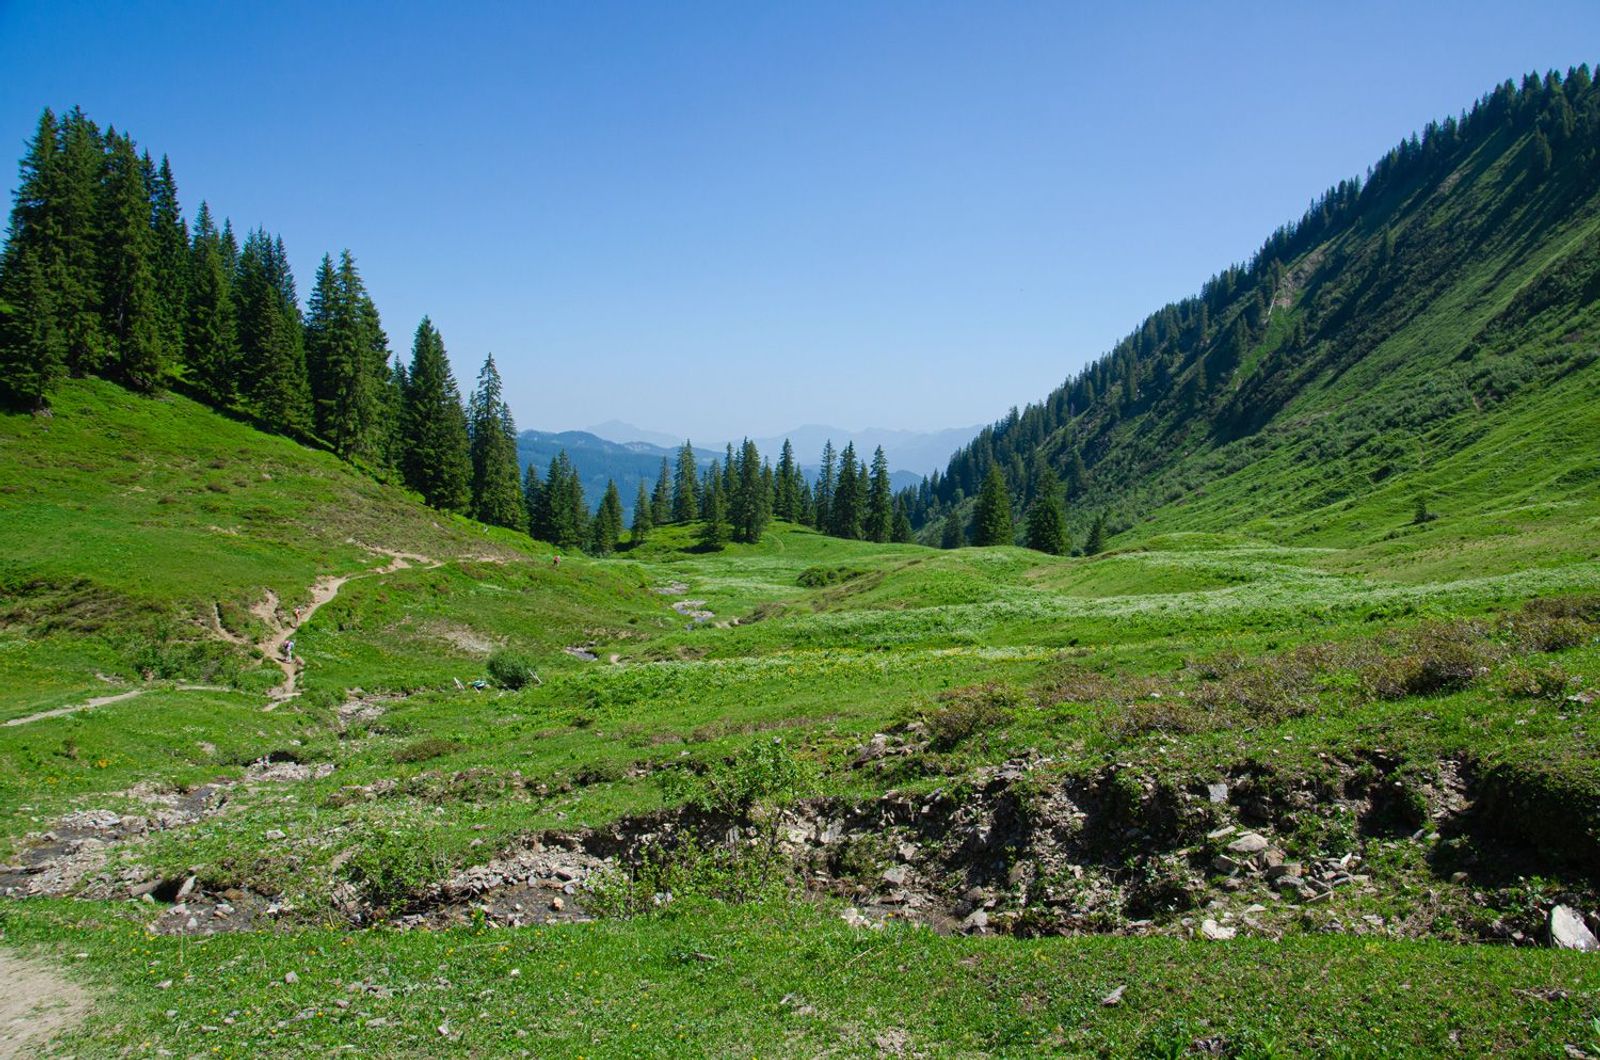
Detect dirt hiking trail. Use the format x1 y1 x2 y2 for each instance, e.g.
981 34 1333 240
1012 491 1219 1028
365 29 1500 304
0 950 89 1059
7 547 440 725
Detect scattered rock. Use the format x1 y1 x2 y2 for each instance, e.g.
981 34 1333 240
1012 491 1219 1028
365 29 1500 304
1200 919 1236 941
1550 905 1599 951
1100 984 1126 1007
1226 833 1269 855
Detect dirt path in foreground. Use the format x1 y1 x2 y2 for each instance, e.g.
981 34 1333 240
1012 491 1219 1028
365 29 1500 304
0 950 89 1059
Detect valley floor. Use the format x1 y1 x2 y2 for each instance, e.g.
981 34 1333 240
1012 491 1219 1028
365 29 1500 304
4 460 1600 1054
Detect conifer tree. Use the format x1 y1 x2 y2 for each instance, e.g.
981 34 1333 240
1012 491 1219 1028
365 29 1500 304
864 446 892 542
797 477 815 527
940 509 965 549
891 496 915 543
651 458 673 525
183 202 237 404
57 108 106 377
1023 469 1069 555
99 132 162 389
533 451 586 549
0 110 66 409
729 438 771 544
399 316 470 511
1065 446 1088 498
830 442 864 539
702 459 720 515
632 480 652 545
774 439 801 521
815 441 836 531
304 250 388 460
522 462 542 536
235 229 312 433
672 441 699 523
698 477 729 551
149 155 187 372
590 480 623 556
1083 512 1107 556
467 353 526 530
972 463 1014 546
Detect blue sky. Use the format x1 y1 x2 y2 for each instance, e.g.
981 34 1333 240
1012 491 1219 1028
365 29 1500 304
3 2 1597 441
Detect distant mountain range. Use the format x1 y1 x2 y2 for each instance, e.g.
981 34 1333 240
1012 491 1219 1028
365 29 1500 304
517 429 923 518
580 421 978 477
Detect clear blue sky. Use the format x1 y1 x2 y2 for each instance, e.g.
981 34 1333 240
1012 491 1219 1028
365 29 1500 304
3 2 1597 442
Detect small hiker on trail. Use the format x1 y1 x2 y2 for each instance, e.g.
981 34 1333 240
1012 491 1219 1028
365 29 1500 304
293 605 304 624
552 554 561 569
282 639 294 662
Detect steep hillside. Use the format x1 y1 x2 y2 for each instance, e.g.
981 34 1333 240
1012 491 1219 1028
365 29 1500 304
0 378 658 715
912 69 1600 563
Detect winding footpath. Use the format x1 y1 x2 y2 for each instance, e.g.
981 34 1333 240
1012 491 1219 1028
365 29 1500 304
5 547 437 726
0 950 88 1059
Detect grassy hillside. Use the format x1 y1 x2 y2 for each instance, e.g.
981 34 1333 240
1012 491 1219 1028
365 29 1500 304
916 70 1600 565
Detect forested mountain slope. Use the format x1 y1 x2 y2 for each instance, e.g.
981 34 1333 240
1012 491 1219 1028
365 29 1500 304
909 69 1600 566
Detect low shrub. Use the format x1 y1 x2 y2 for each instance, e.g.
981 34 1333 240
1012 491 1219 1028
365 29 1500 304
486 648 539 689
923 683 1021 751
345 826 452 910
393 737 462 764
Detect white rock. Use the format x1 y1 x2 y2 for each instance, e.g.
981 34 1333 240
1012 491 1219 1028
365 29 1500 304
1200 919 1236 940
1226 833 1269 855
1550 905 1599 951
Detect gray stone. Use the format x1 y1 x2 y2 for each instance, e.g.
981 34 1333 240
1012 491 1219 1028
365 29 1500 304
1200 919 1236 940
962 909 989 933
1550 905 1599 951
1206 782 1229 804
881 864 908 887
1227 833 1269 855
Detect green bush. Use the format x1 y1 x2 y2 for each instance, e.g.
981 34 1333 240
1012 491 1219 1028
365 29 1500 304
486 648 539 689
393 737 462 764
923 683 1020 751
345 826 451 910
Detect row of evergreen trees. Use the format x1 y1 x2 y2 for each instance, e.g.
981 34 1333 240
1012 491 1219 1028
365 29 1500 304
0 107 537 533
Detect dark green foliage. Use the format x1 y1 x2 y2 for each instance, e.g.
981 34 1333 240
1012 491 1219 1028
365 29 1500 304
0 110 66 409
304 251 390 462
631 480 653 544
56 108 106 377
698 478 729 550
467 353 525 531
814 441 836 532
651 457 673 525
235 230 312 434
940 509 965 549
891 495 914 543
673 441 699 523
98 133 162 389
486 648 539 690
183 203 237 404
830 442 864 539
590 479 623 555
865 446 892 542
1084 512 1107 556
533 450 587 549
521 461 542 533
149 155 187 373
774 439 802 521
729 438 772 544
972 462 1013 546
399 317 471 512
1024 469 1069 554
1412 493 1438 525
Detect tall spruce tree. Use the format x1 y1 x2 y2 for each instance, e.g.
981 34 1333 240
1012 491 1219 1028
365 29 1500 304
891 496 915 543
533 451 586 550
672 441 699 522
183 202 237 404
304 250 388 461
1023 469 1068 555
399 316 470 511
830 442 864 539
467 353 526 530
1083 512 1107 556
774 439 800 521
651 458 673 525
57 108 105 377
98 132 162 389
235 229 312 433
815 441 836 532
865 446 892 542
0 110 66 409
149 154 187 373
590 480 623 556
631 480 652 545
940 509 965 549
972 463 1014 546
729 438 771 544
531 464 550 541
698 477 729 551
